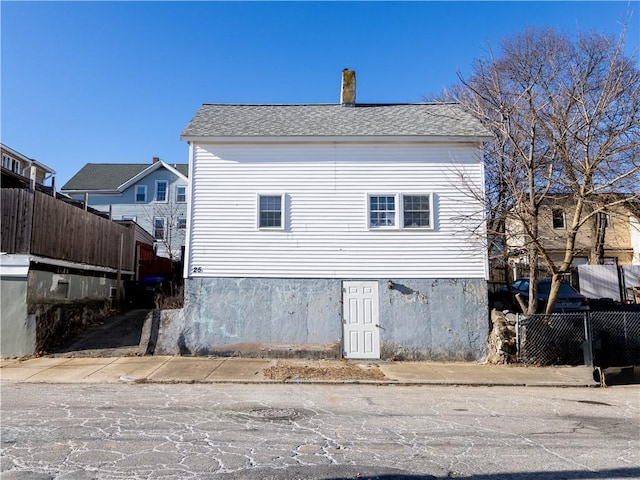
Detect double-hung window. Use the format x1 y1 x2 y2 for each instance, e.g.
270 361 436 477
156 180 168 202
153 217 166 240
368 193 432 230
135 185 147 203
176 185 187 203
177 217 187 230
403 195 431 228
369 195 397 228
258 194 283 229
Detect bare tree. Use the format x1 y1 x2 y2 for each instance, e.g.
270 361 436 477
145 198 186 263
448 26 639 313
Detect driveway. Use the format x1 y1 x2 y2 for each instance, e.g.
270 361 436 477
46 309 151 357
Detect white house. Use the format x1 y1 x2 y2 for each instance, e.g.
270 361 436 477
177 70 492 360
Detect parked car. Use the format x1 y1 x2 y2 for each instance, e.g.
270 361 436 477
509 278 590 313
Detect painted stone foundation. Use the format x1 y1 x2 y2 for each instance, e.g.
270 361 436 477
175 277 489 361
1 270 117 358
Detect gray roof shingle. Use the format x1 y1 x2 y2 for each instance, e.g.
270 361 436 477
181 103 490 138
61 163 188 191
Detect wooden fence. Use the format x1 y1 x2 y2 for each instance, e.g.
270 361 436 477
1 188 33 253
2 188 134 271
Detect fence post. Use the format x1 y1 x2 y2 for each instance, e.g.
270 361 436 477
515 313 521 361
116 232 123 306
623 312 629 364
582 312 593 367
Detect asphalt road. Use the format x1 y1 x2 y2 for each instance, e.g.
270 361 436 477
1 384 638 479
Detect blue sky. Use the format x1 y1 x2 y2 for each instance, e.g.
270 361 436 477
2 1 638 187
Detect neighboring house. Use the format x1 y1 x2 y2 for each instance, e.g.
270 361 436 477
61 158 189 260
632 213 640 266
1 143 56 191
505 195 640 303
507 195 640 267
175 70 492 361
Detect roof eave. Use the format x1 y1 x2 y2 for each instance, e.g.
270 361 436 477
31 159 57 175
117 160 188 191
1 143 56 174
60 189 121 195
181 134 493 144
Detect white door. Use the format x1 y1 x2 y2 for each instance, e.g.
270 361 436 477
342 281 380 359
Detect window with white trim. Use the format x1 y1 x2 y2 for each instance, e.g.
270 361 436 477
135 185 147 203
403 194 431 228
177 217 187 230
156 180 168 202
153 217 166 240
3 155 21 174
176 185 187 203
258 195 283 229
368 193 433 230
369 195 396 228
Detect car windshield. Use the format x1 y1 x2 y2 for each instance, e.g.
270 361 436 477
537 282 577 295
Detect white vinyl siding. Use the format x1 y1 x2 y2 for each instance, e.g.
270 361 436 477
186 143 487 279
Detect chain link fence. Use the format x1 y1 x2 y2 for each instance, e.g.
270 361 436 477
517 311 640 367
590 311 640 367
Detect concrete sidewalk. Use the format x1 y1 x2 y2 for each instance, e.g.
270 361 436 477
0 356 600 387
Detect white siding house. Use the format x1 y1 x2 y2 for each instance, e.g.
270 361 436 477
177 70 492 360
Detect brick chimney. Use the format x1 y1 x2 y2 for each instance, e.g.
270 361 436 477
152 157 160 164
340 69 356 106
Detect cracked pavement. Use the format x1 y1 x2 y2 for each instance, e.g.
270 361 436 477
1 384 638 479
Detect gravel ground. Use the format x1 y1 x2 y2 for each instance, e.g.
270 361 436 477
263 360 387 381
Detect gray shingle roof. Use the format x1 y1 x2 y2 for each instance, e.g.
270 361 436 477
181 103 490 138
61 163 188 191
